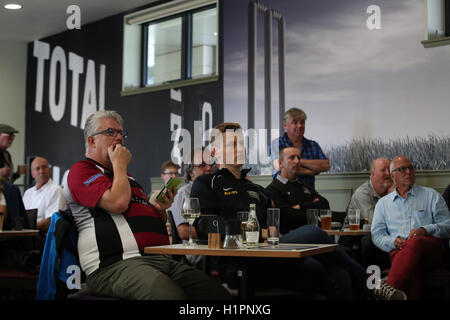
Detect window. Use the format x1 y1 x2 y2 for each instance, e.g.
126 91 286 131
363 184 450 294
123 0 218 93
422 0 450 48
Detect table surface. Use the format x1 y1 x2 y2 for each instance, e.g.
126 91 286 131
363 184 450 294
144 243 339 259
0 229 40 238
325 229 371 236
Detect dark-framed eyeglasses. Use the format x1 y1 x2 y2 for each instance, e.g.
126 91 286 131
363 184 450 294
92 128 128 139
392 165 414 174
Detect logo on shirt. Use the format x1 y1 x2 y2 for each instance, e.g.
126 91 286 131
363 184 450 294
223 187 238 196
83 173 103 186
247 190 260 201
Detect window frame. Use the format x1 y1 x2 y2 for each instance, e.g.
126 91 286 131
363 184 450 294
122 0 219 95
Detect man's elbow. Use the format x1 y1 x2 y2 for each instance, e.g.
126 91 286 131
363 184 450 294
322 160 330 172
107 199 130 214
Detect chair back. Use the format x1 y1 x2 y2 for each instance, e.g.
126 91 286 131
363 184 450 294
26 209 38 230
167 210 182 244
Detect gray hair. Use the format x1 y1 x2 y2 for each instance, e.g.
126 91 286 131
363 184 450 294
283 107 307 123
84 110 124 152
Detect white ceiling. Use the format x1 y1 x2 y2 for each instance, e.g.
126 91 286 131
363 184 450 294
0 0 160 42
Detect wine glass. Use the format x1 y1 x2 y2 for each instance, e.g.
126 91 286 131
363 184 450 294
182 197 201 246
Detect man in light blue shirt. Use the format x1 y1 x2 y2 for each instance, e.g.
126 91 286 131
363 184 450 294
372 155 450 299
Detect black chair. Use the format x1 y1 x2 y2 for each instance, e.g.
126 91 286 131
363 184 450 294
167 210 182 245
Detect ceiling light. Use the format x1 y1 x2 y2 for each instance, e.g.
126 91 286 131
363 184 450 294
213 32 218 36
4 4 22 10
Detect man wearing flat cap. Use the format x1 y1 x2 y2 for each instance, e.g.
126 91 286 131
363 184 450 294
0 124 26 183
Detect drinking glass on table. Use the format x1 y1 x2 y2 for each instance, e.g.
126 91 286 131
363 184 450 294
306 209 319 227
236 211 249 246
182 197 201 246
319 209 332 230
347 209 360 231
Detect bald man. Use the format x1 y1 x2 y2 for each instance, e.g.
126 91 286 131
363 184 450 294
349 158 393 213
347 158 393 270
23 157 65 232
372 155 450 299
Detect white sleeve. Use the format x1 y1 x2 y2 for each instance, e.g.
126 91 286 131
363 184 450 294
44 187 65 219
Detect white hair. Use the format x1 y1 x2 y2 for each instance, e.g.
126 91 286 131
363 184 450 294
84 110 124 152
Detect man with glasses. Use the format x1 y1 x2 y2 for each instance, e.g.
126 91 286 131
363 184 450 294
372 155 450 299
149 160 180 204
63 110 230 299
0 124 26 183
169 148 215 266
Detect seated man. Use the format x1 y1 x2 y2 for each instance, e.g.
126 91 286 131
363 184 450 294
372 155 450 300
346 157 392 269
266 147 330 235
169 148 214 266
192 122 370 299
149 160 180 204
23 157 65 232
270 108 330 190
63 110 230 300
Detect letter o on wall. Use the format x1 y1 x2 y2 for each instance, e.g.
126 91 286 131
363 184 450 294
49 46 67 122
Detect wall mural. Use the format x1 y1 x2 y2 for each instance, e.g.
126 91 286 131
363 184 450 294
223 0 450 174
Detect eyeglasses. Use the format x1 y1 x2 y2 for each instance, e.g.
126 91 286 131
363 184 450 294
92 128 128 139
162 171 179 176
392 165 414 173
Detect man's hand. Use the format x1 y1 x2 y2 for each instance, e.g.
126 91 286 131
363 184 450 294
394 237 406 249
292 204 301 210
108 144 131 168
407 227 427 240
153 187 177 223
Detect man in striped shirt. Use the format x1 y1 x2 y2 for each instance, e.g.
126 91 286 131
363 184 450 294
63 110 229 300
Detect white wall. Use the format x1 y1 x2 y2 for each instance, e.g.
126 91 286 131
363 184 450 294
0 40 28 185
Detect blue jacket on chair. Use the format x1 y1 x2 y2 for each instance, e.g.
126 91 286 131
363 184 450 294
36 211 79 300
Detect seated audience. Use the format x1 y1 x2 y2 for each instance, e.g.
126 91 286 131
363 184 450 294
346 157 392 269
63 110 230 300
192 122 376 300
372 155 450 299
23 157 65 232
169 148 214 266
266 147 329 235
270 108 330 190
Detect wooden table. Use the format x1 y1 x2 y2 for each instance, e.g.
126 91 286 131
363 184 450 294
145 243 339 299
326 229 371 236
0 229 40 238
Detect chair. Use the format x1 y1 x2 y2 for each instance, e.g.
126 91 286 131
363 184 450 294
25 209 37 230
167 210 182 244
0 268 39 300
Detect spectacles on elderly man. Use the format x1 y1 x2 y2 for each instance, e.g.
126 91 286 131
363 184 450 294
392 165 414 173
92 128 128 139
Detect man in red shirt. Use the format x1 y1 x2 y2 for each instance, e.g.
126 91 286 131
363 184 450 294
64 110 229 300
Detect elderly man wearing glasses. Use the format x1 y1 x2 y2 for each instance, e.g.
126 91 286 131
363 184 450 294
63 110 230 299
371 155 450 300
0 124 27 184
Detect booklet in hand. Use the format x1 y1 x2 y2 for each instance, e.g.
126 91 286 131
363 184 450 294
156 177 182 203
